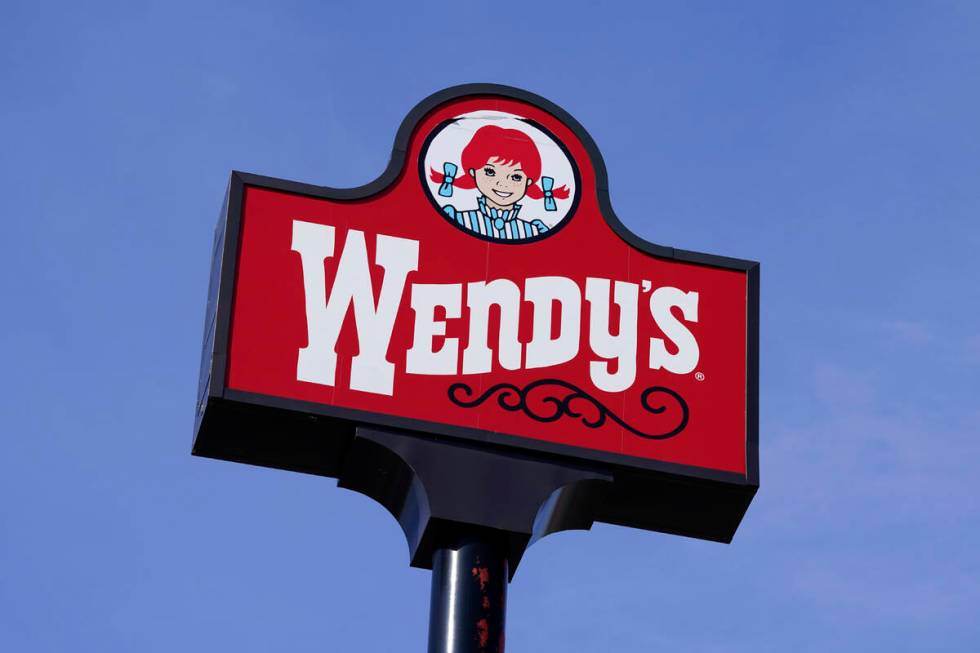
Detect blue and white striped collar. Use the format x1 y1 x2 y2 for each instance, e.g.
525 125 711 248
477 194 522 222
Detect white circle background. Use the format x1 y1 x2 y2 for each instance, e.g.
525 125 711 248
422 110 578 231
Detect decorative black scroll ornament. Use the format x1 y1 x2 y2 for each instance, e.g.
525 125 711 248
447 379 688 440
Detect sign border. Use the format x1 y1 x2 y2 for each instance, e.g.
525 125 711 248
194 83 759 538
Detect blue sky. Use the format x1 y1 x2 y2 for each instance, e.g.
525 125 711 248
2 1 978 650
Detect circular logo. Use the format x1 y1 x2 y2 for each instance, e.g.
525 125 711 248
420 110 580 243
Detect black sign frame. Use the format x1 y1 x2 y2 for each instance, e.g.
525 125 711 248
193 84 759 569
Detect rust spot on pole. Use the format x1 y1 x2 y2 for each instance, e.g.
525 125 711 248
471 566 490 591
476 618 489 649
429 538 507 652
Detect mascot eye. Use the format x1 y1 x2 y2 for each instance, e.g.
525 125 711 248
483 166 495 177
510 173 523 182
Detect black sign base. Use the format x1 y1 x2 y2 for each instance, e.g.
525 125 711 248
338 427 612 577
337 427 612 650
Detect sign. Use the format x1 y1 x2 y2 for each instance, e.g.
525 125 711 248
194 85 759 549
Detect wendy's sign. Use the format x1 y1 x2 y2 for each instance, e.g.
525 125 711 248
194 85 759 569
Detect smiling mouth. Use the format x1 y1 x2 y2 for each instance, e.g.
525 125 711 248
491 189 514 199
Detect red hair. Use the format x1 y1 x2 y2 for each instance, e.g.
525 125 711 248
430 125 570 201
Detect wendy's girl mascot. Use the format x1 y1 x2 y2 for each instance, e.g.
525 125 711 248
431 125 570 241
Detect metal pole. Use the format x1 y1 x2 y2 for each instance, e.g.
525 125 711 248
428 535 508 653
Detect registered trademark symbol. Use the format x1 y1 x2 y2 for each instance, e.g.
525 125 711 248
694 372 705 381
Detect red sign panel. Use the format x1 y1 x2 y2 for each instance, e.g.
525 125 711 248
196 86 758 507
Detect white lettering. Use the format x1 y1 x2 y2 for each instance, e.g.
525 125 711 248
649 287 699 375
291 221 418 395
462 279 522 374
585 278 638 392
406 283 462 375
525 276 581 369
290 222 706 394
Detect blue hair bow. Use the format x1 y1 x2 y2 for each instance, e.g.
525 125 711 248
438 162 458 197
541 176 557 211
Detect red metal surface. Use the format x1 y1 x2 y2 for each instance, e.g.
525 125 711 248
224 96 749 474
